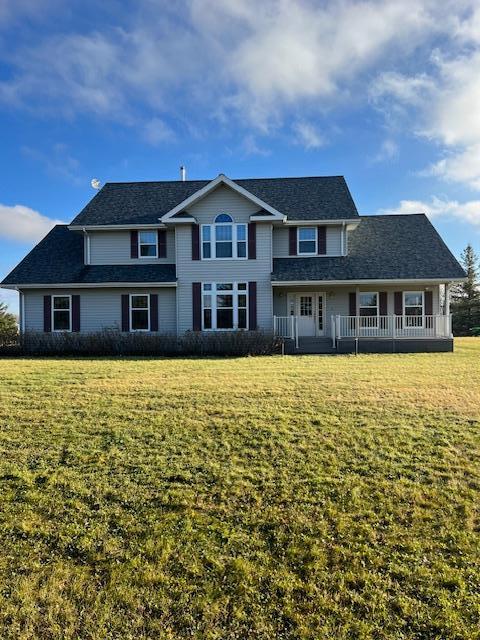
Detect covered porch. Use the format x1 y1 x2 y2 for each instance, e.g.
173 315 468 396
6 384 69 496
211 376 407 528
272 282 454 353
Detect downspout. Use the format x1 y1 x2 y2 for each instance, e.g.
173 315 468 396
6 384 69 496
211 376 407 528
341 222 345 256
82 227 90 265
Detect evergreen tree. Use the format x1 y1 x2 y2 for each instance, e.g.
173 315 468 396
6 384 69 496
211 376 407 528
0 300 18 343
451 244 480 335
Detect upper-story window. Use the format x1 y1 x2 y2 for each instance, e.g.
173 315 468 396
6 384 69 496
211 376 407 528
298 227 317 255
138 231 158 258
201 214 247 260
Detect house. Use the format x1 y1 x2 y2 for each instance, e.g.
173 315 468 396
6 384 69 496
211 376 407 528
1 174 466 353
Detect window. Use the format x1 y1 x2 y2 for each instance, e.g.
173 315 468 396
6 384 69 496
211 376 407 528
298 227 317 255
201 214 247 259
404 291 424 327
202 282 248 330
130 294 150 331
138 231 158 258
52 295 71 331
359 293 378 317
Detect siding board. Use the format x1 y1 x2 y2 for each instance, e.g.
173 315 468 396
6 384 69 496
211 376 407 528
89 230 175 264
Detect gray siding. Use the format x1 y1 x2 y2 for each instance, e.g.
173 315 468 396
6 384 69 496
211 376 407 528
173 185 273 333
273 225 343 257
89 229 175 264
23 287 177 333
186 184 259 223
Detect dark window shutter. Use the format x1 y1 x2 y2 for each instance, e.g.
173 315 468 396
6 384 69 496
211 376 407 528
72 295 80 332
248 223 256 259
130 230 138 259
425 290 433 315
192 282 202 331
121 294 130 332
43 295 52 332
394 292 403 315
248 282 257 330
192 225 200 260
157 230 167 258
150 294 159 331
289 227 297 256
317 226 327 255
349 292 356 316
379 292 388 316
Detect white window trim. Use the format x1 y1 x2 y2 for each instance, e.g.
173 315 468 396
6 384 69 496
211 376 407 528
129 293 150 332
403 291 425 327
52 294 72 332
200 221 248 260
138 230 158 259
297 226 317 256
359 291 379 316
201 282 248 331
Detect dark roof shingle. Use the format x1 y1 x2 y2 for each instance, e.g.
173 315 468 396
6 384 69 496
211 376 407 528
70 176 359 225
1 226 176 285
272 215 466 282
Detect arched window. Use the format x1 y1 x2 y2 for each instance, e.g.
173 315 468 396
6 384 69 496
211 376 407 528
201 214 247 259
215 213 233 223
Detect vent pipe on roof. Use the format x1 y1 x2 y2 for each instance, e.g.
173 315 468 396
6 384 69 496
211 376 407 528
180 165 186 181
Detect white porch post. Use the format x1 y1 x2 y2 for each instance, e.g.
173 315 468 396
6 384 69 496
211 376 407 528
444 283 451 316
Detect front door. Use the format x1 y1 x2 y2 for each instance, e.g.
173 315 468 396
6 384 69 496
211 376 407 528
294 293 326 337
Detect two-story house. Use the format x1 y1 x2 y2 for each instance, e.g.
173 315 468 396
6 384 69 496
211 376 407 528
1 174 466 353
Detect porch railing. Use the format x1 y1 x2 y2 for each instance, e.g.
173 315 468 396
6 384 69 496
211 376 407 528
273 316 299 348
335 315 452 339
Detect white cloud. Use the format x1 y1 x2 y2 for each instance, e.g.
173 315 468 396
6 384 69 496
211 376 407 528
292 121 325 149
370 138 399 163
0 0 465 133
142 118 175 145
0 204 65 243
379 196 480 227
240 134 270 157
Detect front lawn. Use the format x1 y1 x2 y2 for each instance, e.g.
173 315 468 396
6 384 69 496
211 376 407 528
0 339 479 639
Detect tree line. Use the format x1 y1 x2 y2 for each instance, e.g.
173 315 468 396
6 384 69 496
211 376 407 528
451 244 480 336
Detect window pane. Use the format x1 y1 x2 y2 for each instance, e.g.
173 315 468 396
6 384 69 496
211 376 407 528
216 225 232 241
215 214 233 223
54 310 70 330
217 283 233 290
203 294 212 308
54 296 70 310
238 283 247 290
405 293 422 307
405 307 422 316
203 309 212 329
299 227 316 241
299 240 316 253
203 243 211 258
237 242 247 258
238 308 247 329
132 310 149 330
132 295 148 309
237 225 246 241
359 308 377 317
300 297 313 316
140 244 157 257
203 283 212 291
202 225 211 241
139 231 156 244
216 242 232 258
238 294 247 308
360 293 378 307
217 295 233 308
217 308 233 329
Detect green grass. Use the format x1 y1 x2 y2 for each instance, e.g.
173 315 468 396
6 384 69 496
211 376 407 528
0 339 479 639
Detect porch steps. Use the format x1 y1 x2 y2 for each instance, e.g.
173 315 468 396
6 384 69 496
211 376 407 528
285 337 336 355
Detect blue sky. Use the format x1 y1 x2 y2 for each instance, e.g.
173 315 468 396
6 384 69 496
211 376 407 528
1 0 480 313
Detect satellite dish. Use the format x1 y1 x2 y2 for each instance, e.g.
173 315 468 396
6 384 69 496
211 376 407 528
91 178 101 190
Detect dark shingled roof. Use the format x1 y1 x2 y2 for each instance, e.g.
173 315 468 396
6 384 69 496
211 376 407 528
272 215 466 281
70 176 359 225
1 226 176 285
